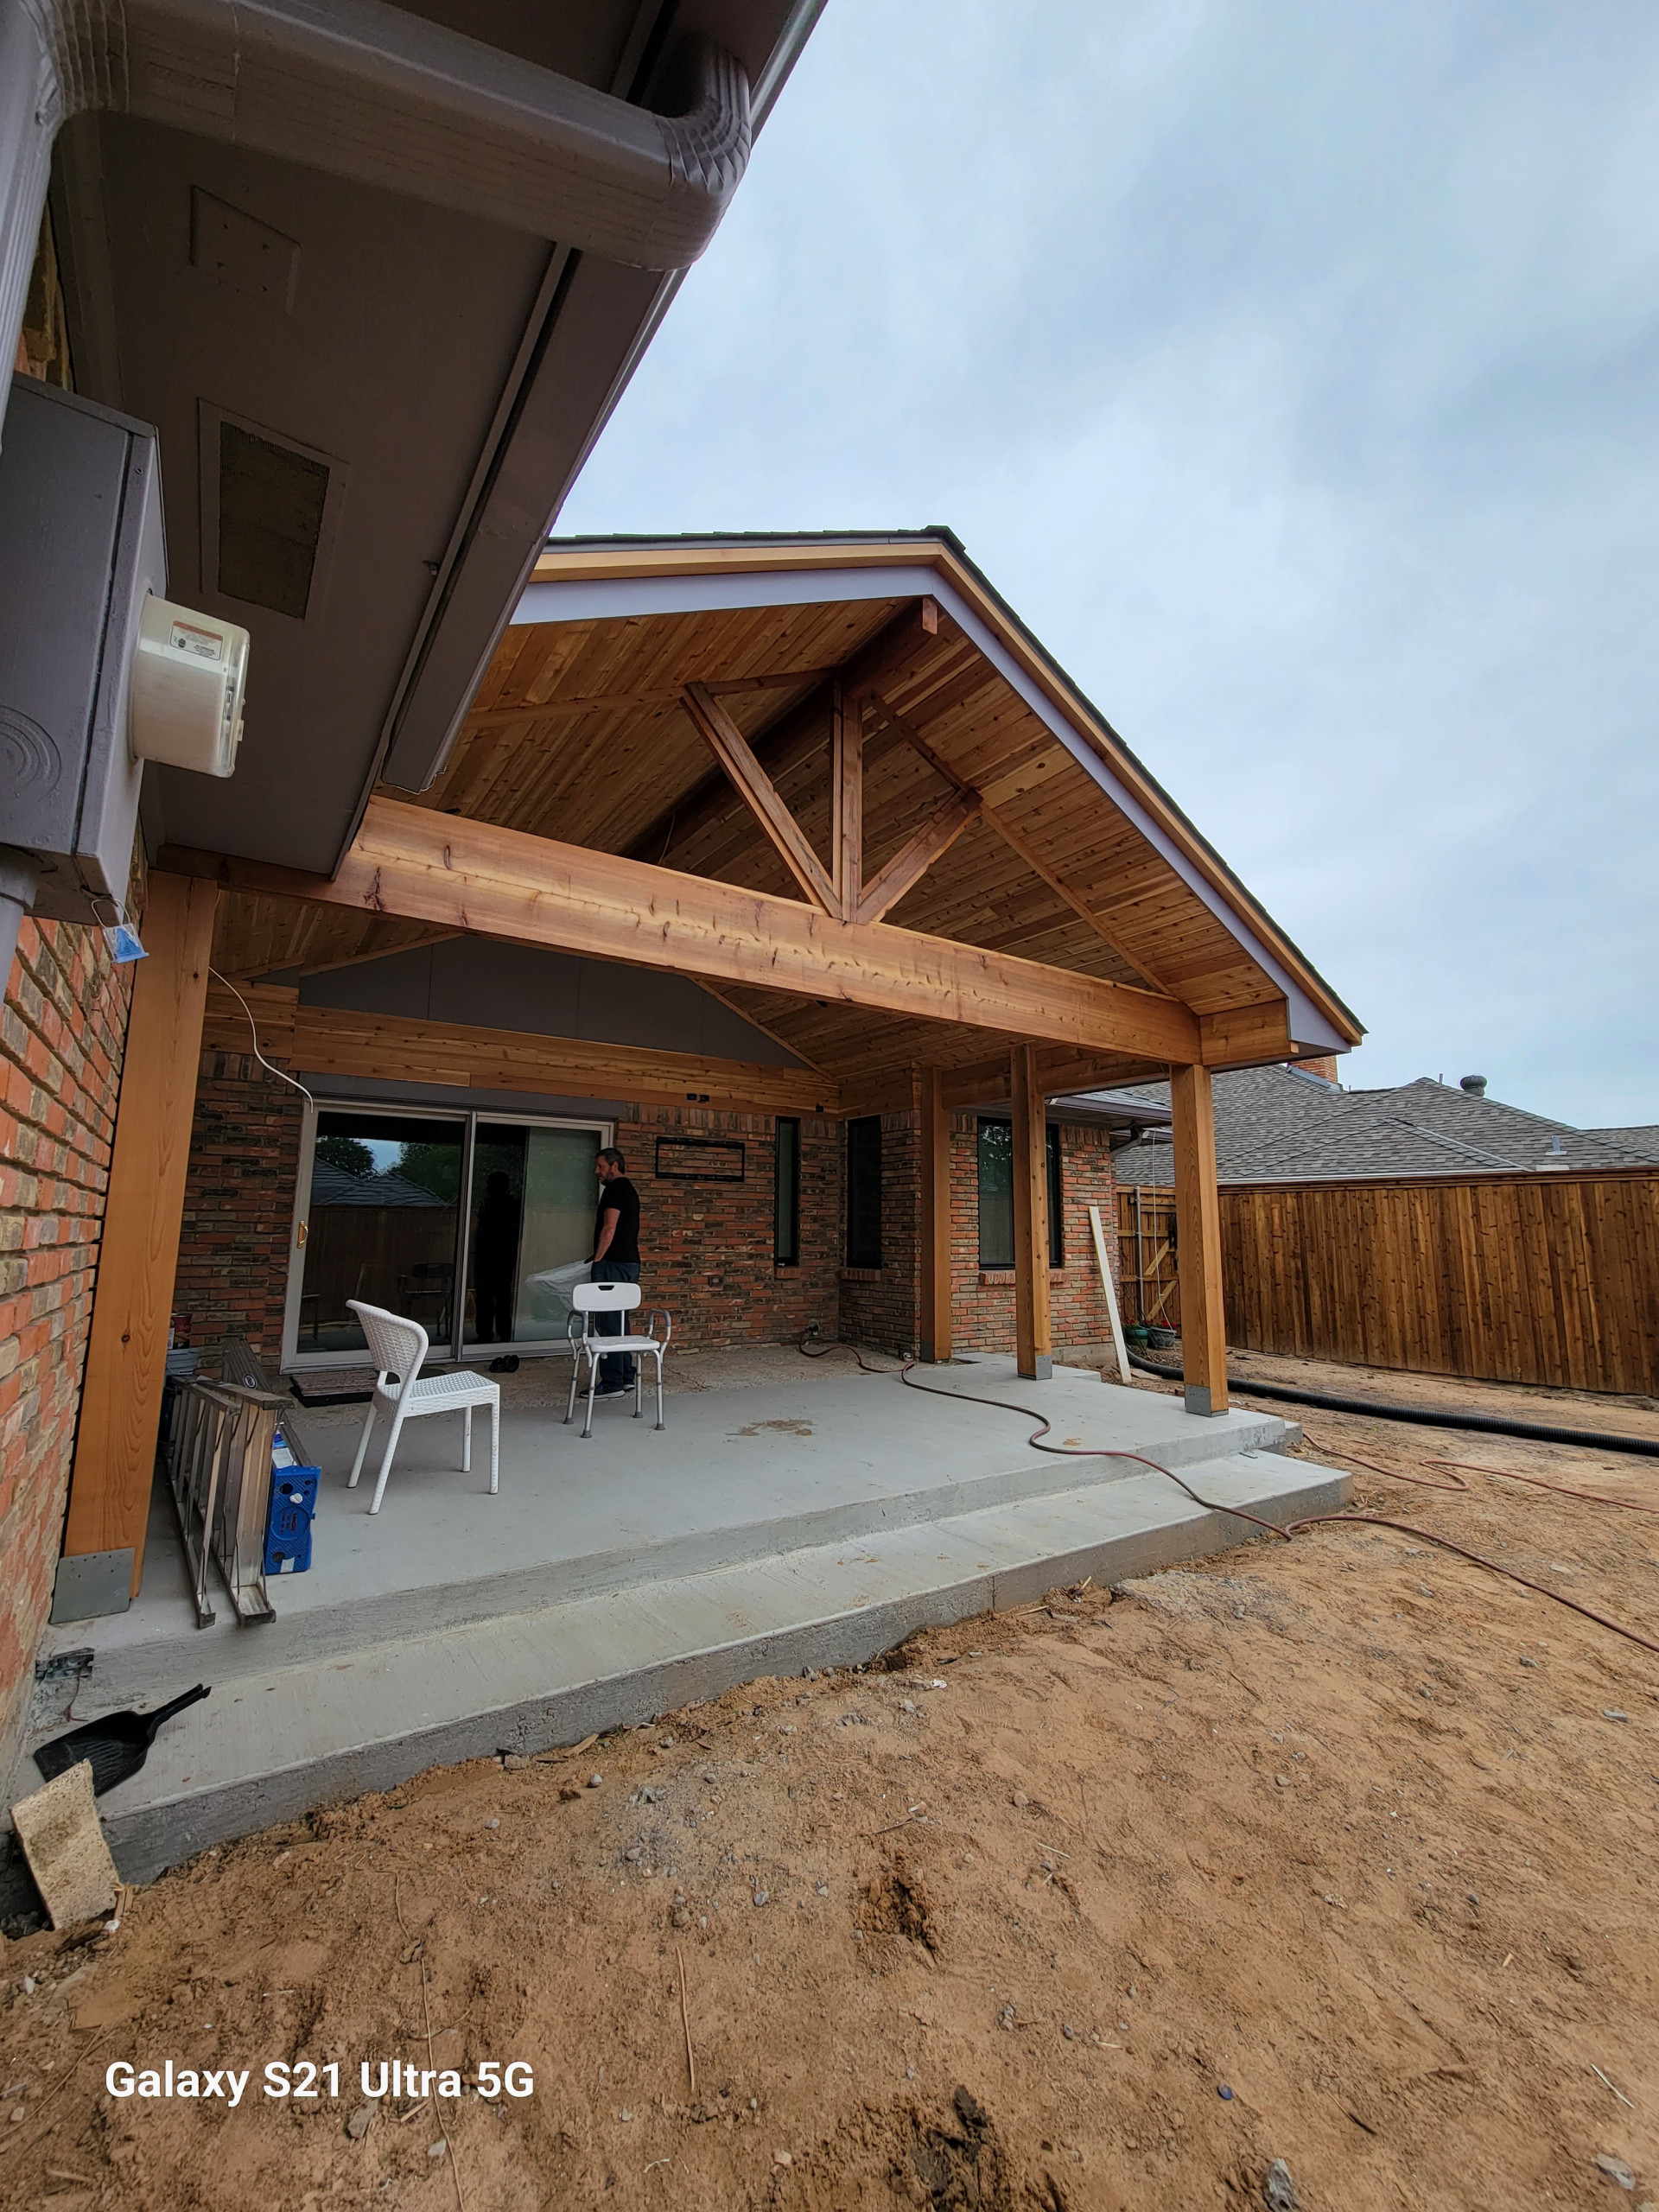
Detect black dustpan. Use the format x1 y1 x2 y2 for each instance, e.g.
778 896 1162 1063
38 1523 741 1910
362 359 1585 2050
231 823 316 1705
34 1684 211 1796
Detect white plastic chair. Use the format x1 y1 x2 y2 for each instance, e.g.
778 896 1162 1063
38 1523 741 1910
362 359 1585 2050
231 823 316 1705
563 1282 671 1439
345 1300 500 1514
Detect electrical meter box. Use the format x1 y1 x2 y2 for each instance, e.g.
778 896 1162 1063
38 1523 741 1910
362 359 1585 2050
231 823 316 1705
0 373 165 922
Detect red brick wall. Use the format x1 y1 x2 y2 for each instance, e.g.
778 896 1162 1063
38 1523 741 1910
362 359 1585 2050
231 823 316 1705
168 1082 845 1362
0 918 133 1761
620 1105 841 1350
172 1052 304 1360
836 1108 922 1355
165 1081 1122 1378
952 1116 1121 1355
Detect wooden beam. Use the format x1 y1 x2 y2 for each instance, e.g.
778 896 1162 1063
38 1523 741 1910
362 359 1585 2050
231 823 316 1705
1198 999 1293 1070
63 874 218 1591
680 682 838 913
1010 1044 1052 1380
1169 1062 1229 1415
162 798 1206 1065
201 984 836 1115
832 680 862 922
855 790 982 926
626 601 945 873
842 595 941 701
470 666 842 728
861 693 1178 995
919 1065 953 1363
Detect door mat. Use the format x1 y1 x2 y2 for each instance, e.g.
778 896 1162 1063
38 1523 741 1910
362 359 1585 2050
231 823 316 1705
288 1368 378 1408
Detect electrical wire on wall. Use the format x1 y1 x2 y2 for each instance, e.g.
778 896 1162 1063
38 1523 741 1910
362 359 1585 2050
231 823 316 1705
208 969 315 1113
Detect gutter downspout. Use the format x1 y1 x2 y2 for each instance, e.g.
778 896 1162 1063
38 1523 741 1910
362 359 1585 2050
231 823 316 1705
0 845 38 994
1 0 753 430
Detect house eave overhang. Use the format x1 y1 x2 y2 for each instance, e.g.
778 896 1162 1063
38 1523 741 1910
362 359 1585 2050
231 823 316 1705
20 5 823 880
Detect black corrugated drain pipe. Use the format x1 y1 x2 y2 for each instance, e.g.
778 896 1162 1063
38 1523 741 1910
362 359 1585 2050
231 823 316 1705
1127 1355 1659 1461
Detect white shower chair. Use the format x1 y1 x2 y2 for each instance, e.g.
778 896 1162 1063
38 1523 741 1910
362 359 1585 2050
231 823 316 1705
346 1299 500 1514
563 1281 671 1439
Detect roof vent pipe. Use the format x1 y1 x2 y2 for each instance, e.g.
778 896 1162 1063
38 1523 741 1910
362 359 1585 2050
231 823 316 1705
2 0 751 416
1459 1075 1488 1096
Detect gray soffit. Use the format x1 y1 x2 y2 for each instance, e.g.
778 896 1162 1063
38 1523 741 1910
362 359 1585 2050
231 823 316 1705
29 0 823 874
967 1090 1176 1129
515 537 1357 1056
289 937 807 1068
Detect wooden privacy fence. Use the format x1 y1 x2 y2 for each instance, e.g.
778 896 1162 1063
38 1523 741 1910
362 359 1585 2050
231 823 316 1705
1121 1169 1659 1395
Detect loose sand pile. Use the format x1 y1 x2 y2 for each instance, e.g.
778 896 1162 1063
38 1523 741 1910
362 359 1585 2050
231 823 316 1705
2 1358 1655 2210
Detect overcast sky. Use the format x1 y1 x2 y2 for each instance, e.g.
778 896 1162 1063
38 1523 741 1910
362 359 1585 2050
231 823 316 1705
561 0 1659 1128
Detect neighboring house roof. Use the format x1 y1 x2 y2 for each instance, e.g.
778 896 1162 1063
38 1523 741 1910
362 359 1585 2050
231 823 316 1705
1109 1069 1659 1183
310 1160 448 1209
1586 1125 1659 1162
1108 1065 1351 1181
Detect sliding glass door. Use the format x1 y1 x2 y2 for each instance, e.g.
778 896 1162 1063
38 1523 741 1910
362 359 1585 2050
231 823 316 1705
283 1105 608 1368
462 1121 601 1350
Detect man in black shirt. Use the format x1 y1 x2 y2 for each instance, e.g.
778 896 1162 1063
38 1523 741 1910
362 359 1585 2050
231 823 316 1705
590 1146 642 1395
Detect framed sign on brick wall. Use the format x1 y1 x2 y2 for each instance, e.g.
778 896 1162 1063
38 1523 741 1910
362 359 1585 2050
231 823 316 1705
654 1136 747 1182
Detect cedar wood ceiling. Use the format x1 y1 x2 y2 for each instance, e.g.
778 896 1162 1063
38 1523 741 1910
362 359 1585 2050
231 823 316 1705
213 570 1358 1098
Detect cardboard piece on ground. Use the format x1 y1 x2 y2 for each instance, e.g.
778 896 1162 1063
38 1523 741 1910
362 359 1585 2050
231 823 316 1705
1088 1203 1134 1384
10 1760 118 1928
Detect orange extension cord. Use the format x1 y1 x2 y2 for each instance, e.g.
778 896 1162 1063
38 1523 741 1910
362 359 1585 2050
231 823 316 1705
798 1336 1659 1661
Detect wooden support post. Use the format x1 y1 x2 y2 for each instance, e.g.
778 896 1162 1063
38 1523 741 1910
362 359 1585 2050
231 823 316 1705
63 874 218 1592
1009 1044 1052 1381
919 1065 952 1363
833 680 863 922
1169 1061 1229 1416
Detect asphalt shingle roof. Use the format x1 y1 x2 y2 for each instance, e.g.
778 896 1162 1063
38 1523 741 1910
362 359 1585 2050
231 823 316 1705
1105 1069 1657 1184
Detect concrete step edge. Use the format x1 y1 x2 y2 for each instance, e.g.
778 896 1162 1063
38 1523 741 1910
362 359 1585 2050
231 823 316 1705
86 1455 1351 1882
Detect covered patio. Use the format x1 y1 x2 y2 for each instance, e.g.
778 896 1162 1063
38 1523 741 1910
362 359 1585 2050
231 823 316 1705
35 530 1362 1863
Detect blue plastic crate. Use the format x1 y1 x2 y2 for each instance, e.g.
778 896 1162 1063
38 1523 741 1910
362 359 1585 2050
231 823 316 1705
264 1454 319 1576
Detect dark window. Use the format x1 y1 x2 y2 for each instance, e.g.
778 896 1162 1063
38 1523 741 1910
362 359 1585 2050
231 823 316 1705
976 1118 1063 1269
773 1117 800 1266
844 1116 882 1268
1047 1123 1064 1267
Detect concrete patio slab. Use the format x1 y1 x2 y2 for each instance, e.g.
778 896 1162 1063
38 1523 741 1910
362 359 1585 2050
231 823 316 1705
21 1357 1351 1882
48 1357 1301 1694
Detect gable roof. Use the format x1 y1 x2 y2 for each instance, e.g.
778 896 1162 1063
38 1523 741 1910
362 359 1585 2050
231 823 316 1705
1111 1070 1659 1183
207 531 1363 1106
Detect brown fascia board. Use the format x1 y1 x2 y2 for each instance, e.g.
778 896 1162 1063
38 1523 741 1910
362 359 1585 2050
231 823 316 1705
528 531 1364 1050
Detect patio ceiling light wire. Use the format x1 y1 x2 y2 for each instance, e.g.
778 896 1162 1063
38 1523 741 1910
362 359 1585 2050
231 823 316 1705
209 969 315 1110
798 1335 1659 1662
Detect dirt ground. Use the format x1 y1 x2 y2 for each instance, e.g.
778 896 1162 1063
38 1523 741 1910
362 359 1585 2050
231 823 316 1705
2 1352 1656 2212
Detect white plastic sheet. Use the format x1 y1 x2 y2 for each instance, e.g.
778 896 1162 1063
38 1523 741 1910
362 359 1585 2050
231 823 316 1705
522 1256 592 1334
